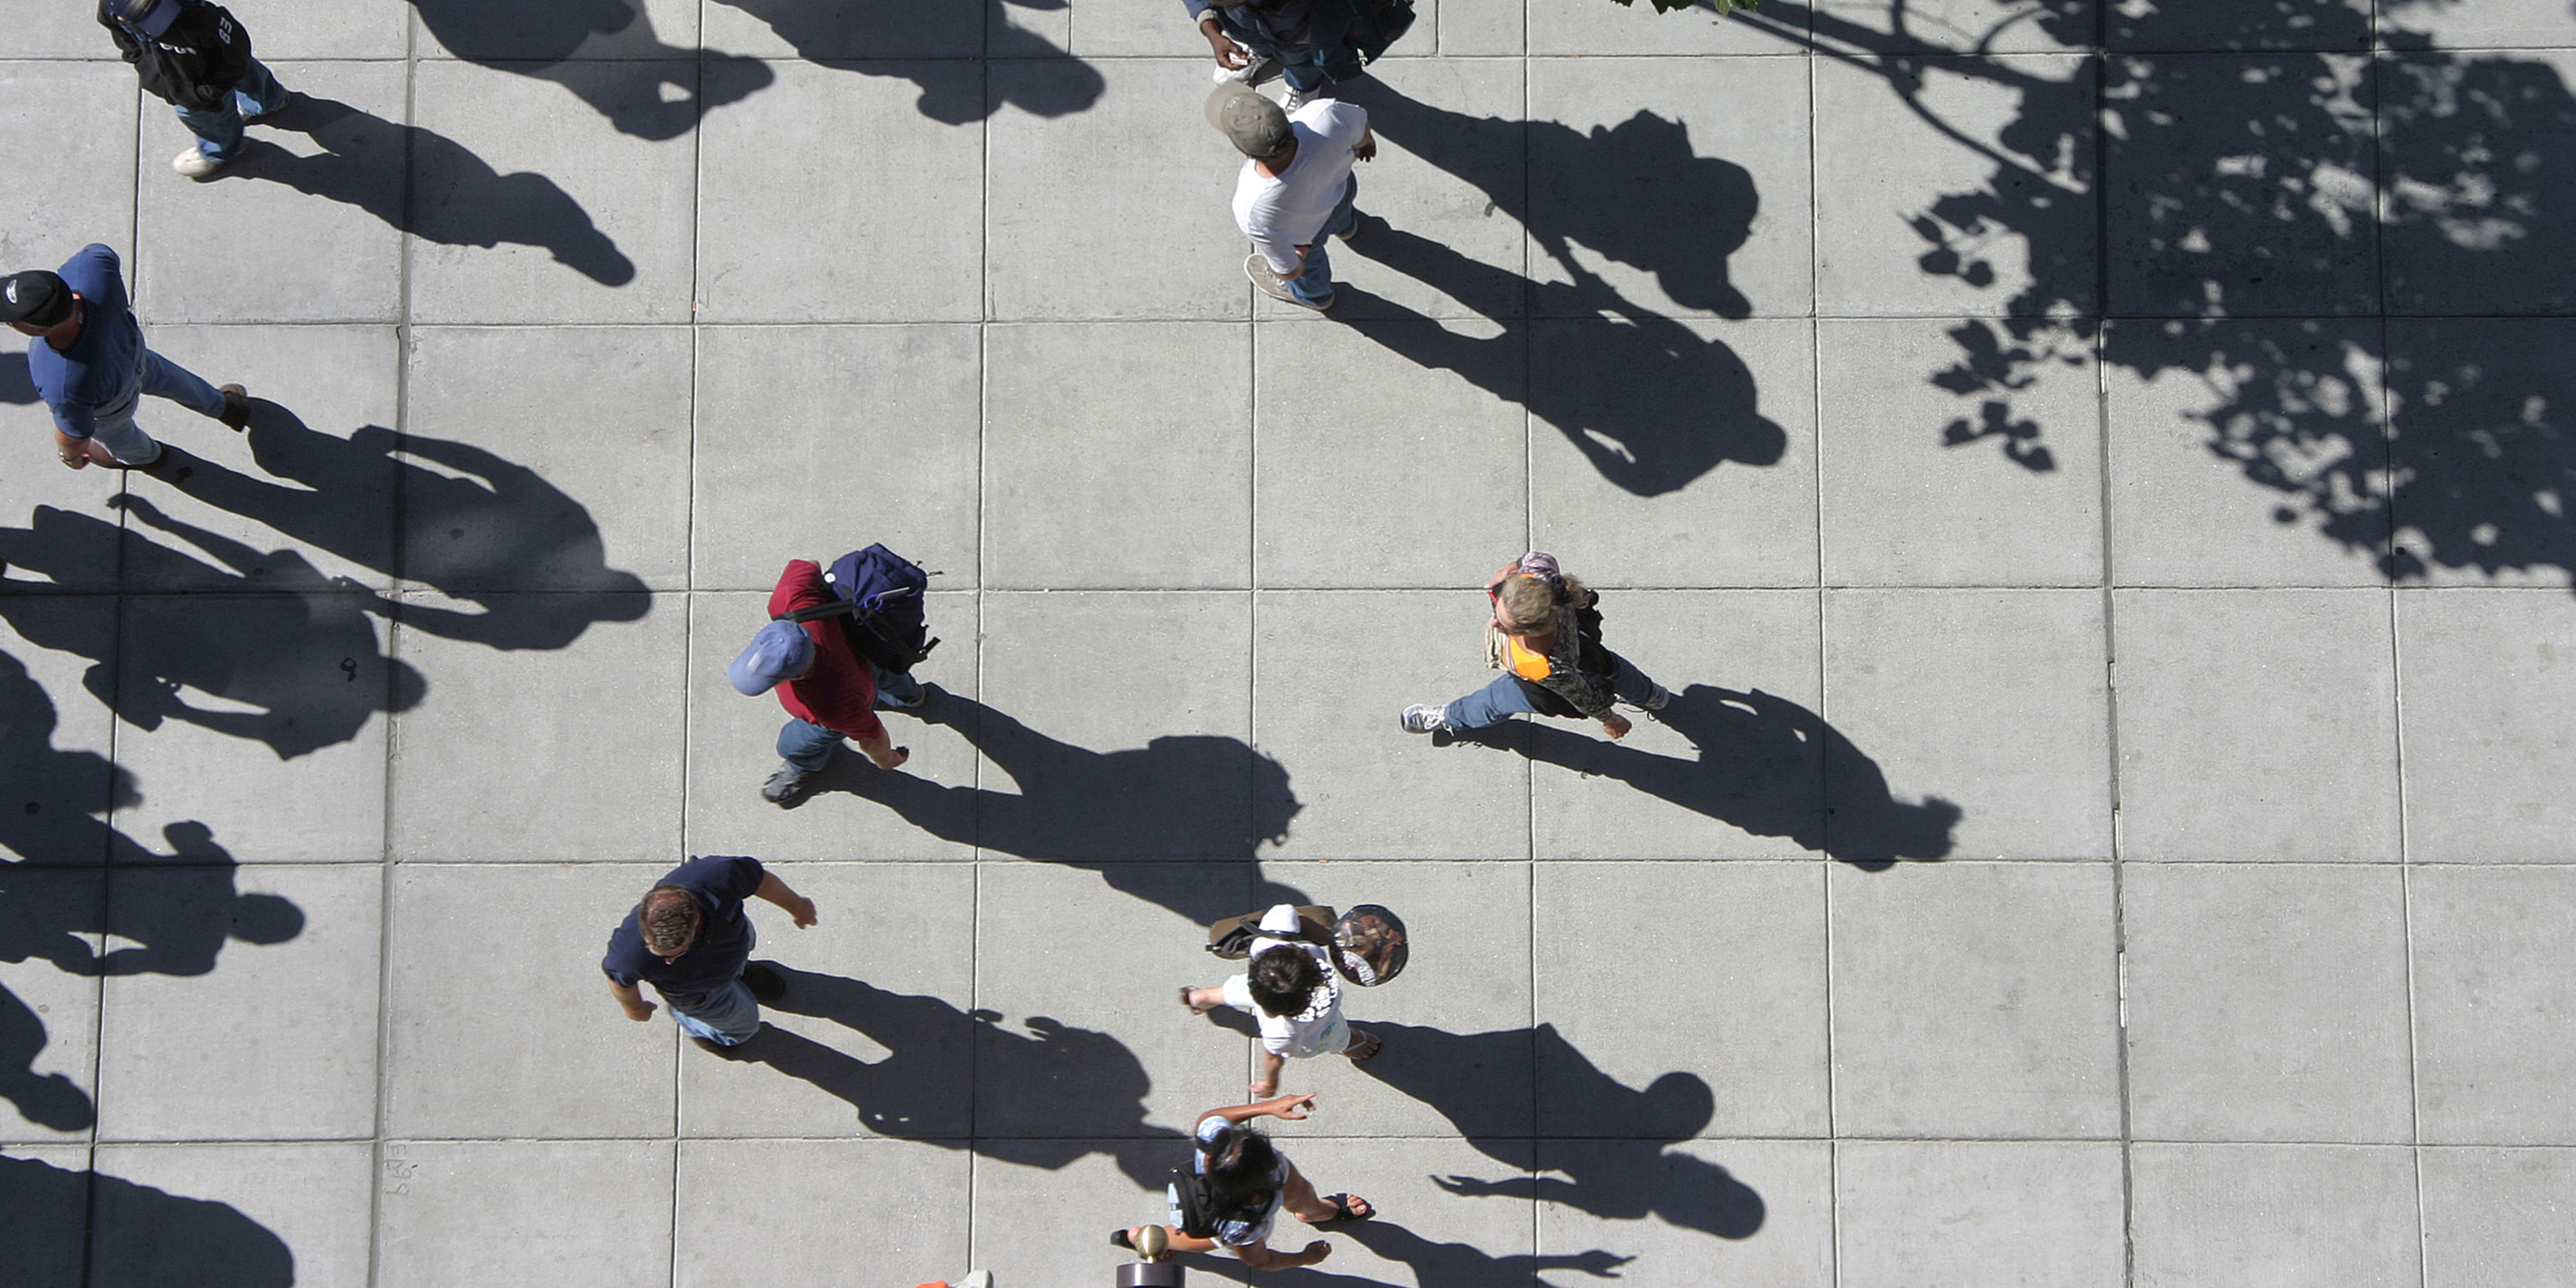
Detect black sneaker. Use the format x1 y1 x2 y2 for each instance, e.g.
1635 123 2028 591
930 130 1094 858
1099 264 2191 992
217 384 251 431
741 963 787 1002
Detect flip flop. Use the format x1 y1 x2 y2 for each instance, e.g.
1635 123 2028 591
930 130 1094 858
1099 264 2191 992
1318 1194 1376 1224
1343 1029 1382 1063
1110 1228 1135 1250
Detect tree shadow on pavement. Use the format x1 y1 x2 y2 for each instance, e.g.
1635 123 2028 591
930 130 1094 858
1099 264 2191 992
2 1151 295 1288
810 690 1309 922
0 507 428 761
727 967 1183 1187
226 94 634 286
1452 684 1959 870
141 403 650 652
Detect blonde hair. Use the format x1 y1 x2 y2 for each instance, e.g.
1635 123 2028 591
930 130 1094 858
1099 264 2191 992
1495 570 1587 635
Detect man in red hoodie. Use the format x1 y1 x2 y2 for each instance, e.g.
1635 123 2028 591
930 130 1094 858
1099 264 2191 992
729 558 920 805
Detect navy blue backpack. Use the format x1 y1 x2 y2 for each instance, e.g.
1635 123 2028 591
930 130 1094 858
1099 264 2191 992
774 544 940 672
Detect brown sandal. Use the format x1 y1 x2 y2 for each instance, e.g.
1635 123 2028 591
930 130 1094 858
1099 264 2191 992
1343 1029 1382 1062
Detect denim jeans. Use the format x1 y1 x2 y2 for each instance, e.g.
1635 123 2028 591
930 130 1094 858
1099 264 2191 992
173 59 287 162
775 662 923 771
84 348 225 465
1212 15 1329 91
1288 175 1358 307
1443 652 1660 729
658 980 762 1045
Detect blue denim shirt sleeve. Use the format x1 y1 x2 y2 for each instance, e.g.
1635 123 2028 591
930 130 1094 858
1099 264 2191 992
51 401 95 440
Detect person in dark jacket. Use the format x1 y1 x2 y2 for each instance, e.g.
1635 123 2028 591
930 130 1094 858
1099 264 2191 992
1400 551 1670 738
1187 0 1411 110
3 244 248 471
100 0 291 179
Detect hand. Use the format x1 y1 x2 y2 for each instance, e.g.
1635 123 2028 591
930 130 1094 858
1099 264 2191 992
871 744 910 770
1353 134 1377 162
623 999 657 1022
1249 1077 1279 1100
1601 713 1633 739
59 448 88 470
1271 1092 1315 1120
1211 38 1249 68
785 895 818 928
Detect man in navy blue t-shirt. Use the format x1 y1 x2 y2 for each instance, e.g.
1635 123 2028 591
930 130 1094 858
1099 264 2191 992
2 244 248 471
601 855 817 1050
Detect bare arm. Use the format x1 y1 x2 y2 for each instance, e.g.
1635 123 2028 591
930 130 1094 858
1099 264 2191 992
1250 1049 1287 1098
1199 1092 1315 1131
854 726 910 771
607 976 655 1022
753 872 818 927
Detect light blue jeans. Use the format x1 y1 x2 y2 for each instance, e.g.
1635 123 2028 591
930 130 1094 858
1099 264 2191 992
1288 175 1359 307
775 662 924 771
657 922 762 1046
173 59 287 161
1444 653 1660 729
83 348 226 465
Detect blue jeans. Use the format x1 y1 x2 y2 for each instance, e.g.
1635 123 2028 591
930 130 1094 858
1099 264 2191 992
1444 653 1660 730
1289 176 1358 307
173 60 287 162
1212 15 1329 91
85 348 226 465
659 980 762 1046
775 662 924 771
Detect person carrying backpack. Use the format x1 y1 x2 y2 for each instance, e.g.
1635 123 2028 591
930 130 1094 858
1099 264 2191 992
1399 551 1671 738
730 556 927 805
1115 1095 1375 1272
100 0 293 179
1180 904 1382 1098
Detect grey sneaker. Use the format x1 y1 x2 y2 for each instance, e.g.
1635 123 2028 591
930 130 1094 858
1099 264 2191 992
1247 253 1328 312
1640 683 1671 712
760 761 812 805
1284 85 1317 111
1399 704 1454 734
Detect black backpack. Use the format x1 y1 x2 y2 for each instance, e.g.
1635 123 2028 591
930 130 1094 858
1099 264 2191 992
1166 1166 1271 1241
771 544 939 673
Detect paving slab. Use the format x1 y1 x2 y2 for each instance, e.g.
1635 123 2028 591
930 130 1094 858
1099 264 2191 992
0 598 122 866
1533 863 1829 1138
1519 590 1835 860
0 1145 104 1285
0 866 101 1143
2419 1148 2576 1288
1526 316 1816 575
1814 0 2094 54
1248 861 1533 1139
2108 0 2371 51
987 58 1240 319
976 592 1264 869
983 321 1253 589
402 325 692 592
2397 590 2576 861
702 0 985 62
682 590 983 862
1254 318 1527 587
2380 68 2576 319
2380 0 2576 49
2111 589 2401 862
2410 866 2576 1145
676 862 978 1138
2122 864 2414 1142
968 1140 1170 1287
410 0 702 60
381 863 675 1139
1299 64 1528 323
136 61 408 325
696 60 985 323
1535 1139 1832 1288
1430 0 1524 56
0 63 137 275
1250 590 1529 861
1832 1140 2126 1288
1817 319 2104 584
2103 318 2391 586
1528 0 1793 56
2129 1143 2422 1288
386 599 683 861
1816 55 2096 319
1831 861 2118 1138
2385 319 2576 586
1824 588 2108 861
89 1141 374 1288
95 864 377 1141
677 1139 972 1288
374 1139 674 1288
407 60 695 322
689 323 982 592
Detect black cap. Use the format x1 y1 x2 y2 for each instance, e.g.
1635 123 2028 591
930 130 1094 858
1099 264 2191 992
0 272 72 328
109 0 166 24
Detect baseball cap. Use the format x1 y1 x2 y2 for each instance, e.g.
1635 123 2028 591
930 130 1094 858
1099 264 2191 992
111 0 182 37
1206 84 1292 159
727 620 815 696
0 271 72 328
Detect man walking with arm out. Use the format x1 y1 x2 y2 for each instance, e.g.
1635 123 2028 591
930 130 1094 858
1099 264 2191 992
603 855 817 1053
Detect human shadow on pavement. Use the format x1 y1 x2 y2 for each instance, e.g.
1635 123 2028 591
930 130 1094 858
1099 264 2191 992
137 404 650 652
705 0 1107 124
406 0 775 140
0 351 33 404
2 1151 296 1287
0 506 428 761
1451 683 1959 870
1338 228 1784 499
727 967 1184 1186
811 691 1308 922
1187 1218 1633 1288
225 94 634 286
1347 1019 1765 1240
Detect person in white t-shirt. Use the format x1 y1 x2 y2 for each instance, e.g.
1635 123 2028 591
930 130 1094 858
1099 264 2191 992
1210 84 1377 311
1181 904 1383 1097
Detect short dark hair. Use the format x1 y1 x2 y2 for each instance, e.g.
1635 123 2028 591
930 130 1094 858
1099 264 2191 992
1198 1121 1283 1212
1245 944 1324 1018
639 887 702 955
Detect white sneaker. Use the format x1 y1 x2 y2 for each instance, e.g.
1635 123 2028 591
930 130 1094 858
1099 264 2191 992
1400 704 1454 734
1284 85 1316 111
172 148 224 179
954 1273 994 1288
